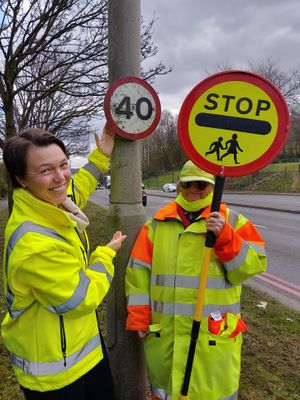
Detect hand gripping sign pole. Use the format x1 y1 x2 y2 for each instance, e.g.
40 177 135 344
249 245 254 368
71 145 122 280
177 70 289 399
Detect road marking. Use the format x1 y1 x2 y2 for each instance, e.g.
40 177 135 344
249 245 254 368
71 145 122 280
255 272 300 299
254 223 267 229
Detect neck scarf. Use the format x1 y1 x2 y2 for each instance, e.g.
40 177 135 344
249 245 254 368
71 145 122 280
175 192 213 212
58 197 89 233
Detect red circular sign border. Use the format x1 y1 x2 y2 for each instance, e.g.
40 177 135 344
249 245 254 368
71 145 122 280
104 76 161 140
178 70 290 177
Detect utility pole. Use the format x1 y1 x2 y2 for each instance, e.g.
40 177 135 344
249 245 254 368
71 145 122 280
106 1 147 400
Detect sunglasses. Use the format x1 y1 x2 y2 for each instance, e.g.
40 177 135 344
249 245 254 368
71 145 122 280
180 181 209 190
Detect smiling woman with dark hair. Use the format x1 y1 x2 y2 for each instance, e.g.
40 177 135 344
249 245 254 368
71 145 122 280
1 124 126 400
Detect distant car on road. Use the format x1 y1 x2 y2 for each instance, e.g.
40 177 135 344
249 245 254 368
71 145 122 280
162 183 177 193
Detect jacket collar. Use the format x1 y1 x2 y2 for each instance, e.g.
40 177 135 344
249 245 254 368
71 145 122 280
13 188 77 229
153 200 227 221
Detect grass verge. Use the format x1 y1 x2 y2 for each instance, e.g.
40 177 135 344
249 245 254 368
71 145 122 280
0 202 299 399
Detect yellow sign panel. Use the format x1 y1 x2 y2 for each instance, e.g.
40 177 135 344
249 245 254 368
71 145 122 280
188 81 278 167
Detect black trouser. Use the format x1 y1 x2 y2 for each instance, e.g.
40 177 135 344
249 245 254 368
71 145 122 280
21 350 115 400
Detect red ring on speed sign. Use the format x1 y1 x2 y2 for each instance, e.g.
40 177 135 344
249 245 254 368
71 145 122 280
178 71 290 177
104 76 161 140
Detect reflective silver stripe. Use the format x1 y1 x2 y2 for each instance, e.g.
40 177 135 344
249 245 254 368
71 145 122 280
9 333 101 376
224 241 248 271
73 183 82 207
128 257 151 271
220 390 239 400
5 222 68 318
207 276 235 289
151 385 171 400
151 219 157 232
227 209 239 228
127 293 150 306
48 270 90 314
89 261 113 283
151 274 234 290
5 221 67 274
152 301 240 317
83 161 101 181
224 241 266 272
250 242 266 255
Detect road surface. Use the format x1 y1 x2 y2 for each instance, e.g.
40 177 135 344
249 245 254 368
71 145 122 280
90 189 300 312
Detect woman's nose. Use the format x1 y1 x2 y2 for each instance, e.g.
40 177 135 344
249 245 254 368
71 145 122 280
53 168 66 181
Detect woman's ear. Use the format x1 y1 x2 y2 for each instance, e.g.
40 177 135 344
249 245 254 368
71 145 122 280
16 176 27 188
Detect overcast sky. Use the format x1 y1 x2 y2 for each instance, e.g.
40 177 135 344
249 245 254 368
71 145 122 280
141 0 300 115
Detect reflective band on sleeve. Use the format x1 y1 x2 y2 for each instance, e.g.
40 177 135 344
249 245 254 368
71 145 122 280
151 219 157 232
250 242 266 255
224 241 266 272
128 257 151 271
151 274 235 290
224 241 248 271
227 209 239 228
47 270 90 314
82 162 101 181
152 300 240 318
127 293 150 306
8 333 101 376
5 222 68 318
73 183 82 207
5 221 67 274
88 261 113 283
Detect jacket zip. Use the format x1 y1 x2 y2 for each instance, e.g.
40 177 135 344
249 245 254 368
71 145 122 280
59 315 67 367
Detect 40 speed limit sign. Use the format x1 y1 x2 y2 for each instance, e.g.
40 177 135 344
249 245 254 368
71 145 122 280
104 76 161 140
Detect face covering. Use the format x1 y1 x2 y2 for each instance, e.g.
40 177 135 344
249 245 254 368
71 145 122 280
175 191 213 212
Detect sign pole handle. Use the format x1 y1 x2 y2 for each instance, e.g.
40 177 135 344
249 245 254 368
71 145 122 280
180 175 225 400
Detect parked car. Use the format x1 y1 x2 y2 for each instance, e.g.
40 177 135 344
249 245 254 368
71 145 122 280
109 183 147 206
162 183 177 193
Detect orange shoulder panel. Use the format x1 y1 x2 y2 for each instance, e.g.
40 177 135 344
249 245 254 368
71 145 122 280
131 224 153 265
236 220 265 245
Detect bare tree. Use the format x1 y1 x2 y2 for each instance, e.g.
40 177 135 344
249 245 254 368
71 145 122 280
141 110 186 179
248 57 300 112
0 0 171 154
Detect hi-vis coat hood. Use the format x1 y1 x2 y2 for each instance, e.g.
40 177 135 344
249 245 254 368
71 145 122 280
126 201 267 400
1 149 115 391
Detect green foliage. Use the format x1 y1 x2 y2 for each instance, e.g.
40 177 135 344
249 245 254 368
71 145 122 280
145 162 300 193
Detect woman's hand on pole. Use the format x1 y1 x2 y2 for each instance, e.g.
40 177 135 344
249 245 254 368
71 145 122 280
95 122 115 157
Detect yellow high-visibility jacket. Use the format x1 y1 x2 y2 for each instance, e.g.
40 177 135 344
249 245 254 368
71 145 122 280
126 201 267 400
1 149 114 392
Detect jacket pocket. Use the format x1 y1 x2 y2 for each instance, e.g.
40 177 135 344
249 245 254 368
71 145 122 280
208 312 247 338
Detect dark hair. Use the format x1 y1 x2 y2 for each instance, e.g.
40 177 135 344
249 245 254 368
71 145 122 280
3 128 68 188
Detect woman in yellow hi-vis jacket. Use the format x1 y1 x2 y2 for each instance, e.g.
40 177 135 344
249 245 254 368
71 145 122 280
126 160 267 400
1 125 126 400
